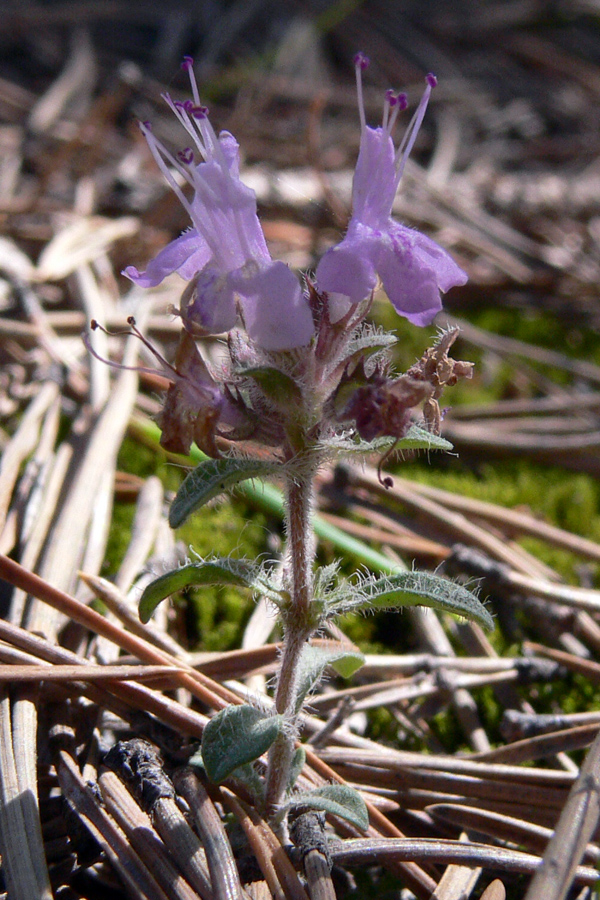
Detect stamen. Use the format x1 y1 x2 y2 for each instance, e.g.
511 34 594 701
394 72 436 183
353 51 370 71
182 55 201 107
354 52 369 134
162 94 208 162
383 89 396 130
386 91 408 134
177 147 194 165
140 122 197 219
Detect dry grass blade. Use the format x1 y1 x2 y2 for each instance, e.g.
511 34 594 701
99 769 202 900
150 796 213 900
479 882 507 900
0 380 59 531
330 838 599 885
173 770 246 900
392 477 600 564
429 835 482 900
427 803 600 864
220 789 291 900
57 750 169 900
0 663 184 682
524 728 600 900
0 687 52 899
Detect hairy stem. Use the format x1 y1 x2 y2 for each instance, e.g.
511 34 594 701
265 461 318 818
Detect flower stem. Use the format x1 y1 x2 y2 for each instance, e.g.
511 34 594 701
265 460 318 818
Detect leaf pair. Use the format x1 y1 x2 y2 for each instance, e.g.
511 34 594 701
193 703 368 832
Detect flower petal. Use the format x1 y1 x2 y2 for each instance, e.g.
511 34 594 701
123 230 211 287
352 126 396 225
315 236 377 305
410 230 468 293
181 266 237 334
234 261 315 350
376 225 443 326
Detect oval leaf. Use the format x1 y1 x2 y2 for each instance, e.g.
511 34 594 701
341 571 493 630
201 705 283 785
288 784 368 832
294 643 365 713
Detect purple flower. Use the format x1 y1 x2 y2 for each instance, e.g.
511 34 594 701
123 59 314 351
316 53 467 326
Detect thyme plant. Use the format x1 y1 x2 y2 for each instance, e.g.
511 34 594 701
103 54 492 831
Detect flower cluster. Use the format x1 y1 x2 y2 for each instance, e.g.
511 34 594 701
124 57 314 352
119 54 470 459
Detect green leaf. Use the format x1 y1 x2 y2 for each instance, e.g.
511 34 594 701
294 643 365 713
201 705 283 785
396 424 454 453
334 571 493 630
322 426 453 459
138 558 283 623
288 784 368 832
169 457 282 528
239 366 303 407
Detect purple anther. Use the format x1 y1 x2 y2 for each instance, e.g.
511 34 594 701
191 105 208 119
183 100 194 113
385 89 397 107
397 92 408 111
174 100 185 111
178 148 194 165
141 121 152 130
353 51 370 70
181 56 194 70
426 73 437 88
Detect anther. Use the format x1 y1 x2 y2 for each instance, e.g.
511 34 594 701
353 51 370 70
426 73 437 88
181 56 194 71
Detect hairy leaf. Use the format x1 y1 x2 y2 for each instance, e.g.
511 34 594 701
200 705 283 784
288 784 368 832
294 643 365 713
396 424 454 452
323 425 453 458
138 558 283 623
169 457 282 528
333 571 493 630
